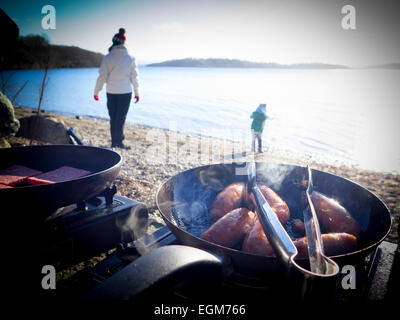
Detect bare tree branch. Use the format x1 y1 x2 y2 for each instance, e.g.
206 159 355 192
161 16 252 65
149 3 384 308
11 80 28 103
0 71 14 93
30 59 49 145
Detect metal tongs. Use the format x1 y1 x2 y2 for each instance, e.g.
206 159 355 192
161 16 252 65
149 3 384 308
247 161 339 277
302 165 339 276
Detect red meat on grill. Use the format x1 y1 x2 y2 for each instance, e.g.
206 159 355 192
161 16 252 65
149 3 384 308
0 165 42 186
0 184 12 189
27 166 91 185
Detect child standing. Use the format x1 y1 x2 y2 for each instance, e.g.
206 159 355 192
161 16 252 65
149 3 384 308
250 103 268 153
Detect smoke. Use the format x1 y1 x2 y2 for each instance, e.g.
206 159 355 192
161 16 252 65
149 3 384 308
115 203 149 254
170 168 217 237
157 163 297 240
197 164 234 192
256 162 295 191
235 161 296 190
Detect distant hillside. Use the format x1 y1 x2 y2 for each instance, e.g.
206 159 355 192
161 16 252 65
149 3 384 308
368 63 400 69
147 58 349 69
3 35 104 69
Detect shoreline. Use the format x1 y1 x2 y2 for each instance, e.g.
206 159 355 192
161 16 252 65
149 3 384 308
14 104 399 175
10 105 399 245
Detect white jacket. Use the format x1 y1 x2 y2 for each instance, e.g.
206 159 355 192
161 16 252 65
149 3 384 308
94 45 139 96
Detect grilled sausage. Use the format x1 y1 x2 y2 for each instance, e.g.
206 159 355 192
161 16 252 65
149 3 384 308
242 220 274 256
244 230 357 258
209 182 246 221
311 191 360 238
246 183 290 224
241 183 291 256
293 232 358 258
292 218 305 233
201 207 256 248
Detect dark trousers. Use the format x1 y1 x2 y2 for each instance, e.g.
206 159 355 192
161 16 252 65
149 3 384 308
251 131 262 153
106 93 132 146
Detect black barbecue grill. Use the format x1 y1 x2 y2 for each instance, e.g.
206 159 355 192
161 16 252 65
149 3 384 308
40 185 149 269
68 164 398 305
85 225 398 303
1 146 397 306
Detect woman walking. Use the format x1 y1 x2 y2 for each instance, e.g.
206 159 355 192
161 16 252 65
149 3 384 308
94 28 139 149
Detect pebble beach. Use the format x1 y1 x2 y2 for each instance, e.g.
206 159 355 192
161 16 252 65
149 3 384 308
10 106 399 248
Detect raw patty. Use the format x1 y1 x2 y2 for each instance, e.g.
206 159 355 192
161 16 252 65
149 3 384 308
0 165 42 186
27 166 91 184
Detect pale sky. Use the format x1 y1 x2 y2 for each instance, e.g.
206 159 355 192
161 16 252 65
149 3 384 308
2 0 400 66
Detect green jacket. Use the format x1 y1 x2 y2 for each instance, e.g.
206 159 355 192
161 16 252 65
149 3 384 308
250 111 268 133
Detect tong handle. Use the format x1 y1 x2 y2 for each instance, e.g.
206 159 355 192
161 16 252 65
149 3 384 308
303 165 339 276
304 191 326 274
248 162 338 277
252 184 297 266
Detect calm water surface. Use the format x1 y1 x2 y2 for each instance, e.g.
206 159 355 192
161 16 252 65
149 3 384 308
4 67 400 173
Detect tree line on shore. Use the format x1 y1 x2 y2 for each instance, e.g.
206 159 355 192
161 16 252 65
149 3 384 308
3 35 104 70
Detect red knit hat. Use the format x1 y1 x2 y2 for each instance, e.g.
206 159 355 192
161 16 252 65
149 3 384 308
112 28 126 45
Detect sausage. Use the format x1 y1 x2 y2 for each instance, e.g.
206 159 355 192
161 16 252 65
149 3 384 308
246 183 290 224
209 182 246 221
293 232 358 258
201 207 256 248
244 231 357 258
242 183 291 256
311 191 360 238
242 220 274 256
292 218 305 233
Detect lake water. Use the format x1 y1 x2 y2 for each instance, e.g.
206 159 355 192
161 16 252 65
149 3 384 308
3 67 400 174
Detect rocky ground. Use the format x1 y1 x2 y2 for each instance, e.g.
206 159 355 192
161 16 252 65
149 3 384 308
11 106 399 241
7 106 400 282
